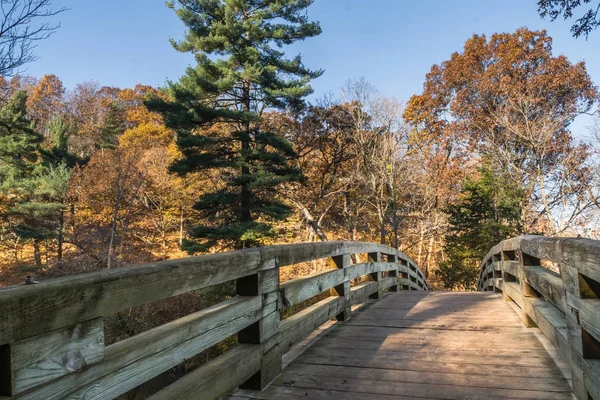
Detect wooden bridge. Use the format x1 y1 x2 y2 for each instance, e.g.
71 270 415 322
0 237 598 399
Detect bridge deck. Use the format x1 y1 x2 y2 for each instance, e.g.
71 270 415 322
234 291 574 400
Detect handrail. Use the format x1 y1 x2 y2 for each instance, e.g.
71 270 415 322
477 235 600 400
0 241 429 400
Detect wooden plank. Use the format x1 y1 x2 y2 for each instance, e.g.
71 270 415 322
378 276 397 291
148 344 261 400
279 296 345 354
299 344 557 366
503 260 521 277
245 385 427 400
345 262 396 281
582 358 600 400
293 352 564 378
3 319 104 396
284 363 571 392
15 296 264 400
344 317 523 330
522 297 569 356
349 281 378 305
279 269 343 310
567 293 600 344
330 254 351 321
522 265 567 313
312 333 548 351
0 241 412 344
272 372 573 399
503 281 525 308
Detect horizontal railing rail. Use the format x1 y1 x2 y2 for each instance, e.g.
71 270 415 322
0 241 429 400
477 235 600 400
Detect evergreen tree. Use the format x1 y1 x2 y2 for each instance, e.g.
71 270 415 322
98 101 125 150
0 92 75 265
0 90 47 265
149 0 322 251
46 116 82 167
0 91 43 191
439 161 523 290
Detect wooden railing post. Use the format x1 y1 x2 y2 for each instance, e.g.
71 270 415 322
330 254 351 321
237 267 281 390
368 252 383 300
559 262 600 400
387 253 400 292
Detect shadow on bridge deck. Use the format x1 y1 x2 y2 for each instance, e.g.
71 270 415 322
232 291 574 400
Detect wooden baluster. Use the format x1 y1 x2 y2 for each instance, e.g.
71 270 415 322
387 253 400 292
368 252 383 299
237 267 281 390
330 254 351 321
561 265 600 400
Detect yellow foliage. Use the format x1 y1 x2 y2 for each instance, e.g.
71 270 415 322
119 123 174 149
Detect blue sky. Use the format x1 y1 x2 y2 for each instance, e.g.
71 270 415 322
25 0 600 133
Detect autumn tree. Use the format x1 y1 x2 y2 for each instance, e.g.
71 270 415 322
265 103 355 242
149 0 322 251
405 28 599 237
538 0 600 39
26 74 65 138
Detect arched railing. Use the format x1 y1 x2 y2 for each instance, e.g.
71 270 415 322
0 241 428 400
477 235 600 400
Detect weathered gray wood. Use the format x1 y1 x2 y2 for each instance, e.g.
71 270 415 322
279 296 345 354
272 371 572 399
476 235 600 400
0 241 409 344
15 296 264 400
258 292 573 400
503 281 525 309
522 265 567 313
349 281 379 304
522 297 570 356
378 276 398 291
567 293 600 345
330 254 351 321
4 319 104 396
148 344 261 400
278 269 343 310
345 262 396 281
284 362 571 392
238 264 282 391
2 240 430 400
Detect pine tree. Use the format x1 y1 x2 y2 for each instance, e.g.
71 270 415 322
0 91 43 191
149 0 322 251
0 92 76 265
439 161 523 290
0 90 47 265
98 101 125 150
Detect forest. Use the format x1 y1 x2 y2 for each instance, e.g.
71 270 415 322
2 1 600 399
1 0 600 294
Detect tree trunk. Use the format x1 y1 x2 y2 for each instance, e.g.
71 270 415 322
107 196 120 269
417 223 424 266
13 237 19 263
290 198 328 241
240 78 252 248
57 208 64 261
391 198 399 249
179 203 184 247
33 239 42 266
426 233 435 277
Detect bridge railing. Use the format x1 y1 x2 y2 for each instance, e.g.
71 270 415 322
477 235 600 400
0 241 429 400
